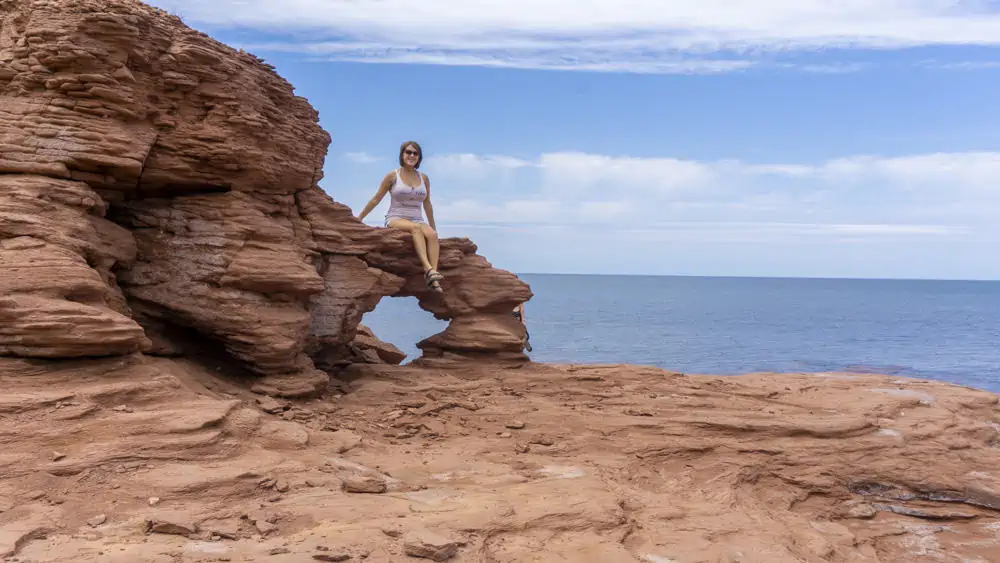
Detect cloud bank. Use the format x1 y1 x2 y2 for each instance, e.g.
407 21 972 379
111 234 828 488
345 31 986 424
405 150 1000 241
152 0 1000 73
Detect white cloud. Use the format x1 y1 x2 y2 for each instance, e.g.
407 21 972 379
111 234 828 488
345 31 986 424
245 44 757 74
151 0 1000 74
427 153 532 175
413 149 1000 239
343 151 380 164
919 60 1000 71
577 201 634 222
434 199 560 224
538 152 717 197
822 223 965 235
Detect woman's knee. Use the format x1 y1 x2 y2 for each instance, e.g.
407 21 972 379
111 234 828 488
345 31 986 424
394 222 423 237
420 224 438 239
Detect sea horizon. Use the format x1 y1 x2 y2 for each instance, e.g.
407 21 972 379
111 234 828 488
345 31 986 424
365 273 1000 394
513 272 1000 283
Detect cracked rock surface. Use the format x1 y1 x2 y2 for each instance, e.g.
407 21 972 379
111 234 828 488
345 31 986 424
3 359 1000 561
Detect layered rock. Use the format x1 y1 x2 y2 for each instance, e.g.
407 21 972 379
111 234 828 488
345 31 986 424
348 324 407 366
0 174 148 357
2 358 1000 562
0 0 532 396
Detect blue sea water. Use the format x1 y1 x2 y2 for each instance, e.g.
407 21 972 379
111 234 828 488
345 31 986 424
362 274 1000 393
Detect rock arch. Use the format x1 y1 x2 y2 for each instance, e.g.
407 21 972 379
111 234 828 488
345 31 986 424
300 188 532 372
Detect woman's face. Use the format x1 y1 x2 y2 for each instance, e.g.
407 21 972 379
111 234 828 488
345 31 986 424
402 145 420 168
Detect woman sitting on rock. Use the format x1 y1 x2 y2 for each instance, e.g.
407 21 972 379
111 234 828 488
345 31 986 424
357 141 444 292
513 303 532 352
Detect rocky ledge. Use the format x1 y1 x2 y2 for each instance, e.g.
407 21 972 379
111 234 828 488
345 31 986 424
2 1 1000 562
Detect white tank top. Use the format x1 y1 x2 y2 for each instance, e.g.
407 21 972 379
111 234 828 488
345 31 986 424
385 168 427 222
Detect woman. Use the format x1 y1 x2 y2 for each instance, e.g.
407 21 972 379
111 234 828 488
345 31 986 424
357 141 444 292
512 303 532 352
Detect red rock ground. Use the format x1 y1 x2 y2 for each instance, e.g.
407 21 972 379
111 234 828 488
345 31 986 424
2 356 1000 562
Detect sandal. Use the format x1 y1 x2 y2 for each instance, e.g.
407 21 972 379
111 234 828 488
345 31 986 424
425 270 444 293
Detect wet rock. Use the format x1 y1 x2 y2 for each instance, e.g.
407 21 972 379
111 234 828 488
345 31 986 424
872 503 978 520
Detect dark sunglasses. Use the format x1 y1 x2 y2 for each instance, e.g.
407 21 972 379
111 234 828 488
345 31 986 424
404 149 420 156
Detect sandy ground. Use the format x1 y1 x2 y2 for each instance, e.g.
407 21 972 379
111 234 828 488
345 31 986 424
2 355 1000 562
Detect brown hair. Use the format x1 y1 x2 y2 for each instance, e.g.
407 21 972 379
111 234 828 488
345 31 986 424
398 140 423 169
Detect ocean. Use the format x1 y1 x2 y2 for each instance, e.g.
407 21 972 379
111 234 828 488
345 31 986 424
362 274 1000 394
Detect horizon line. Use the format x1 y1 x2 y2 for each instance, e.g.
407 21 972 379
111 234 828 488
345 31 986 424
513 272 1000 283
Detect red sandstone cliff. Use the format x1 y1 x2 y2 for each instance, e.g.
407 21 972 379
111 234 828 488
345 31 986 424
0 0 531 398
2 2 1000 562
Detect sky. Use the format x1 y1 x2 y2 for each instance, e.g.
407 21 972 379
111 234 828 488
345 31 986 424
152 0 1000 280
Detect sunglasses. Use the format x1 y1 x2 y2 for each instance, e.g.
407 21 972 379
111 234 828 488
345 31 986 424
404 149 420 156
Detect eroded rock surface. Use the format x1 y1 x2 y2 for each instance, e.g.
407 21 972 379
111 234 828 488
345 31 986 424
2 358 1000 562
0 0 532 397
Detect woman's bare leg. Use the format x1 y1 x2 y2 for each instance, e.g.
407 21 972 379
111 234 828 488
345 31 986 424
419 224 440 271
386 219 433 272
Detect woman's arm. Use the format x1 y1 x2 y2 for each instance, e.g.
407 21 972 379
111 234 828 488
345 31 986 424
357 172 393 222
422 174 437 231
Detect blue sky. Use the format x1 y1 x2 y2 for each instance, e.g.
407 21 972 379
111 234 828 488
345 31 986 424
153 1 1000 280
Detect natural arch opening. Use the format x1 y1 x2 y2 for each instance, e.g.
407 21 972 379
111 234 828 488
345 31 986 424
357 296 448 365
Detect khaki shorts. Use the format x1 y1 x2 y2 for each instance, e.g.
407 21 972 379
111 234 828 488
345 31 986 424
385 216 425 228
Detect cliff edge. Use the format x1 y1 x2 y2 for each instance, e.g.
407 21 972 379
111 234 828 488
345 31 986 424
1 1 1000 562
